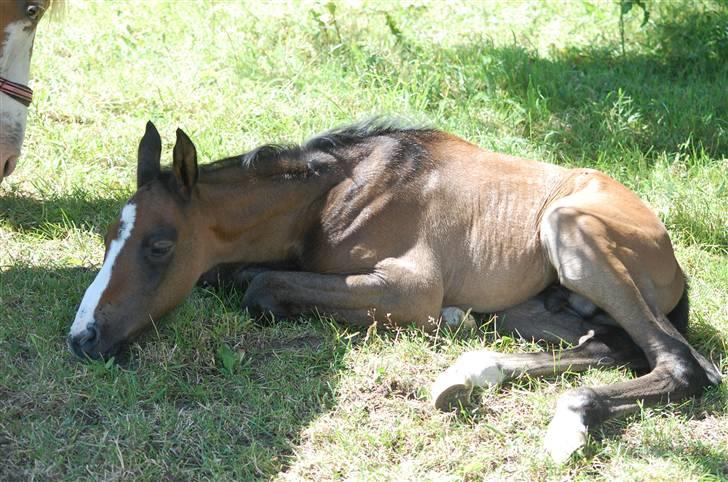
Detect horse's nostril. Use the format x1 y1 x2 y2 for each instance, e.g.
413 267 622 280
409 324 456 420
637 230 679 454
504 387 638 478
2 154 19 177
68 326 105 360
76 324 99 351
82 325 98 346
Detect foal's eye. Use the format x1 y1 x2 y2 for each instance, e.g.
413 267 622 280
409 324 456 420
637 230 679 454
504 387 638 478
149 240 175 258
26 4 42 20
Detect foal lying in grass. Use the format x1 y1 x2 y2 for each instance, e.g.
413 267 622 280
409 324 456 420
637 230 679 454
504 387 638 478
69 120 721 462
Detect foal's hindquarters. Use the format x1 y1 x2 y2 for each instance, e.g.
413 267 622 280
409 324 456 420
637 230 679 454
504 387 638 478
431 169 722 462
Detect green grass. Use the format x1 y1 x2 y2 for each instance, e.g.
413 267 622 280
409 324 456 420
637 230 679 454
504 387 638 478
1 0 727 480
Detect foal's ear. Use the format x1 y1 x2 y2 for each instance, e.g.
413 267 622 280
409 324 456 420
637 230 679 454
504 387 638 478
137 121 162 188
172 128 199 199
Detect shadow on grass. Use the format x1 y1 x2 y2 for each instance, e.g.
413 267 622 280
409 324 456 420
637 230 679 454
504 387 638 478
592 397 728 477
0 190 128 239
0 264 350 480
407 5 728 163
635 437 728 478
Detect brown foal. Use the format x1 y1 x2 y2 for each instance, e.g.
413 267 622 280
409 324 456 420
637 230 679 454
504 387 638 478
69 120 721 462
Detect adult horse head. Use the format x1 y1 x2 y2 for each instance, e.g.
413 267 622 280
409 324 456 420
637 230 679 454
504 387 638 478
0 0 58 184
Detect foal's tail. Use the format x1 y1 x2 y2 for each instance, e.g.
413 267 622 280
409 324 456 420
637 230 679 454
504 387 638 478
667 277 690 334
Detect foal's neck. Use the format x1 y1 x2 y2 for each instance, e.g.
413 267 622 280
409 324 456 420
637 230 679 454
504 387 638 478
197 171 333 266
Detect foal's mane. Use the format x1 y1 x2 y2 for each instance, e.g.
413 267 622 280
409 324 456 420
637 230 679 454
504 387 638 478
200 118 435 179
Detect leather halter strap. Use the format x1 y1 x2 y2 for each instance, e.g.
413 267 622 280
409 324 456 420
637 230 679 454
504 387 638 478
0 76 33 107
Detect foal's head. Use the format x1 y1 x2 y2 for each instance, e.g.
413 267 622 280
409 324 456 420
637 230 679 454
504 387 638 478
68 122 207 359
0 0 55 183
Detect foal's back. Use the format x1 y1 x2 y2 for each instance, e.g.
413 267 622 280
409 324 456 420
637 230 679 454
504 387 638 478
318 130 572 312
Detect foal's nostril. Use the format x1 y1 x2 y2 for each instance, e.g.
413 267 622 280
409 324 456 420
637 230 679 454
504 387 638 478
79 324 99 348
68 324 103 360
69 325 100 358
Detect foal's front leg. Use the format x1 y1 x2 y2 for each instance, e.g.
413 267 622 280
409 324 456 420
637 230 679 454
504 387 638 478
241 267 445 329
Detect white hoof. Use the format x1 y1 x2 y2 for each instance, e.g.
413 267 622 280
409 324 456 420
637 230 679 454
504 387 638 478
431 366 473 410
432 351 507 411
543 395 589 463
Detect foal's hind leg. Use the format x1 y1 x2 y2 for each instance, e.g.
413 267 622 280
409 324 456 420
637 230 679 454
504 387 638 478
431 306 647 411
492 287 619 345
539 194 721 462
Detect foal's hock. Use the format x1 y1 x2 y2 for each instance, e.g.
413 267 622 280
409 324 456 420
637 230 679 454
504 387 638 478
69 120 721 463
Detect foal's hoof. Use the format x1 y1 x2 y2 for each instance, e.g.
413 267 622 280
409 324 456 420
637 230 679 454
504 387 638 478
431 368 473 410
432 351 509 410
542 390 593 464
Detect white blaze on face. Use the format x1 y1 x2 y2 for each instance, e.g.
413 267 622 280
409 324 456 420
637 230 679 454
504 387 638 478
1 20 36 85
0 20 37 153
70 203 137 337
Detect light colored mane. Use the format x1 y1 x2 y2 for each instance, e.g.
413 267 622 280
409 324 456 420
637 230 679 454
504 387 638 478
48 0 67 20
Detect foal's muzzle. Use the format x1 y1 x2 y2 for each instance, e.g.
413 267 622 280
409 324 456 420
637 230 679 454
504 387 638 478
68 324 103 360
